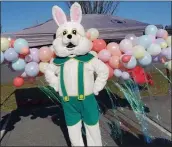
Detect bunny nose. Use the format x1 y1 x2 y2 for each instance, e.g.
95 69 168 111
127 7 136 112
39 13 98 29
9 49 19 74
67 34 72 39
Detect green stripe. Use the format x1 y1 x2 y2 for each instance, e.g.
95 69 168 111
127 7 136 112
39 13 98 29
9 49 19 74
60 64 69 101
78 61 85 100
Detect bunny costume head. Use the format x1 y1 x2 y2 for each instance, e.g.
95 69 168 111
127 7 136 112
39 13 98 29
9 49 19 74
52 2 92 57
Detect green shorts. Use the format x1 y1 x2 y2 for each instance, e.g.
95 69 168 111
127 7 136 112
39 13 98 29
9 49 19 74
61 94 100 126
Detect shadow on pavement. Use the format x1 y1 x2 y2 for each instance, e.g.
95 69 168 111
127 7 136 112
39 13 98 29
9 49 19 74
1 87 151 146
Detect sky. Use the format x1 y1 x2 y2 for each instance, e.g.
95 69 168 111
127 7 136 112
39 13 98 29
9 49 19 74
1 1 171 33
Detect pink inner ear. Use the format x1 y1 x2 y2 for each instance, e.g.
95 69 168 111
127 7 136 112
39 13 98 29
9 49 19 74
72 7 80 22
56 10 65 24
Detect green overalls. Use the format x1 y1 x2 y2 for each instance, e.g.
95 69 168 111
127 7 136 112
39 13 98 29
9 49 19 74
53 53 100 126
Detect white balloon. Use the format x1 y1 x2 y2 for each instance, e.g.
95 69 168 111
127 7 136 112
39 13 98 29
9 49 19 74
39 62 49 73
123 56 137 69
138 52 152 66
119 39 133 53
114 69 122 77
121 72 130 80
87 28 99 41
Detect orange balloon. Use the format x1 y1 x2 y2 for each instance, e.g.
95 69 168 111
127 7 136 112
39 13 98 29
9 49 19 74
92 39 106 52
163 30 168 40
108 56 120 69
20 47 30 55
105 63 114 79
10 39 15 48
39 46 53 62
107 42 121 56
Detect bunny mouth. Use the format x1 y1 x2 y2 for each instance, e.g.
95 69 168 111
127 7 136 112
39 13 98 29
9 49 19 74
66 42 76 48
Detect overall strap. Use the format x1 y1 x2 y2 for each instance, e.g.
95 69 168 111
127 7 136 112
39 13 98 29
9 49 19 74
60 64 69 102
78 61 85 100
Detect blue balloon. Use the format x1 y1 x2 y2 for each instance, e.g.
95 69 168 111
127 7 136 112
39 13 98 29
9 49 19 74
138 52 152 66
138 35 152 49
12 58 26 71
4 48 18 62
14 38 29 53
1 51 4 64
145 25 158 36
25 62 39 77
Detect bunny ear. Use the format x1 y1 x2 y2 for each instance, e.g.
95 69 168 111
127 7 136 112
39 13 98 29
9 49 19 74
52 5 67 26
70 2 82 23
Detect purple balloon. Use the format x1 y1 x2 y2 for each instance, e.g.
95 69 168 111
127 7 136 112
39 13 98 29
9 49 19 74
30 48 40 63
152 56 159 62
25 62 39 77
4 48 19 62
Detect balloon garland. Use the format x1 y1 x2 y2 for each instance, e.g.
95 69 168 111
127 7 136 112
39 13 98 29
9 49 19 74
1 25 171 87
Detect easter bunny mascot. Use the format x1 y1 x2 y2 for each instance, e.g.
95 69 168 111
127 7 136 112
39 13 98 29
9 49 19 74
45 2 109 146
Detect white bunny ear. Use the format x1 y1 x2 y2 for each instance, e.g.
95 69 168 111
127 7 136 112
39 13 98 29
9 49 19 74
70 2 82 23
52 5 67 26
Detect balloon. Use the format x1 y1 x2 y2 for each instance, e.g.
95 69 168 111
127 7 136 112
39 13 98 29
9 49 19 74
1 37 10 52
4 48 19 62
25 54 33 62
145 25 158 35
133 45 146 59
89 50 98 57
39 46 53 62
121 55 132 63
148 35 156 43
86 28 99 41
14 38 29 53
132 37 139 46
165 47 171 60
152 56 159 62
166 61 171 71
119 39 133 53
13 77 24 87
123 56 137 69
107 42 121 56
138 35 152 49
125 50 134 55
10 39 15 48
25 62 39 77
39 62 49 73
138 52 152 66
166 36 171 47
98 49 111 62
114 69 122 77
105 63 114 79
155 38 165 44
160 42 168 49
20 47 30 55
121 72 130 80
108 56 120 69
1 51 4 64
125 34 137 43
147 43 161 56
156 29 168 39
92 39 106 52
30 48 40 62
20 72 28 78
12 58 26 71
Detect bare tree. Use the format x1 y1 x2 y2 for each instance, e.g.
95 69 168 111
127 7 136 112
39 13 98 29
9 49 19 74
67 1 119 15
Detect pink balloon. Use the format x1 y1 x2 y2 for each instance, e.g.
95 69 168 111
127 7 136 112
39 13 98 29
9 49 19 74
98 49 111 62
108 56 120 69
156 29 168 39
39 47 53 62
107 42 121 56
92 39 107 52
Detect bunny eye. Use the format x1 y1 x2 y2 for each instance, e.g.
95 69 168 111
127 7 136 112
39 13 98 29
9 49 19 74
72 29 77 35
63 30 67 35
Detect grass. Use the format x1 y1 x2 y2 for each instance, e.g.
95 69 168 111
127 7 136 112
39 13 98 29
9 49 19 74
1 67 171 112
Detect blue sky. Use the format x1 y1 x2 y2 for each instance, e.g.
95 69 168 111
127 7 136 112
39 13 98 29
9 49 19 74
1 1 171 33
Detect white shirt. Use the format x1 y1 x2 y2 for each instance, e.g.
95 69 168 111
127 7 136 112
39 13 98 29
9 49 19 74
45 57 109 96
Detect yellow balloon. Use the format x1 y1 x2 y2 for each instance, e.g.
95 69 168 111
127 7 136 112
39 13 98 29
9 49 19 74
160 42 167 49
39 62 49 73
166 36 171 47
167 61 171 71
87 28 99 41
1 37 10 52
133 45 146 59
